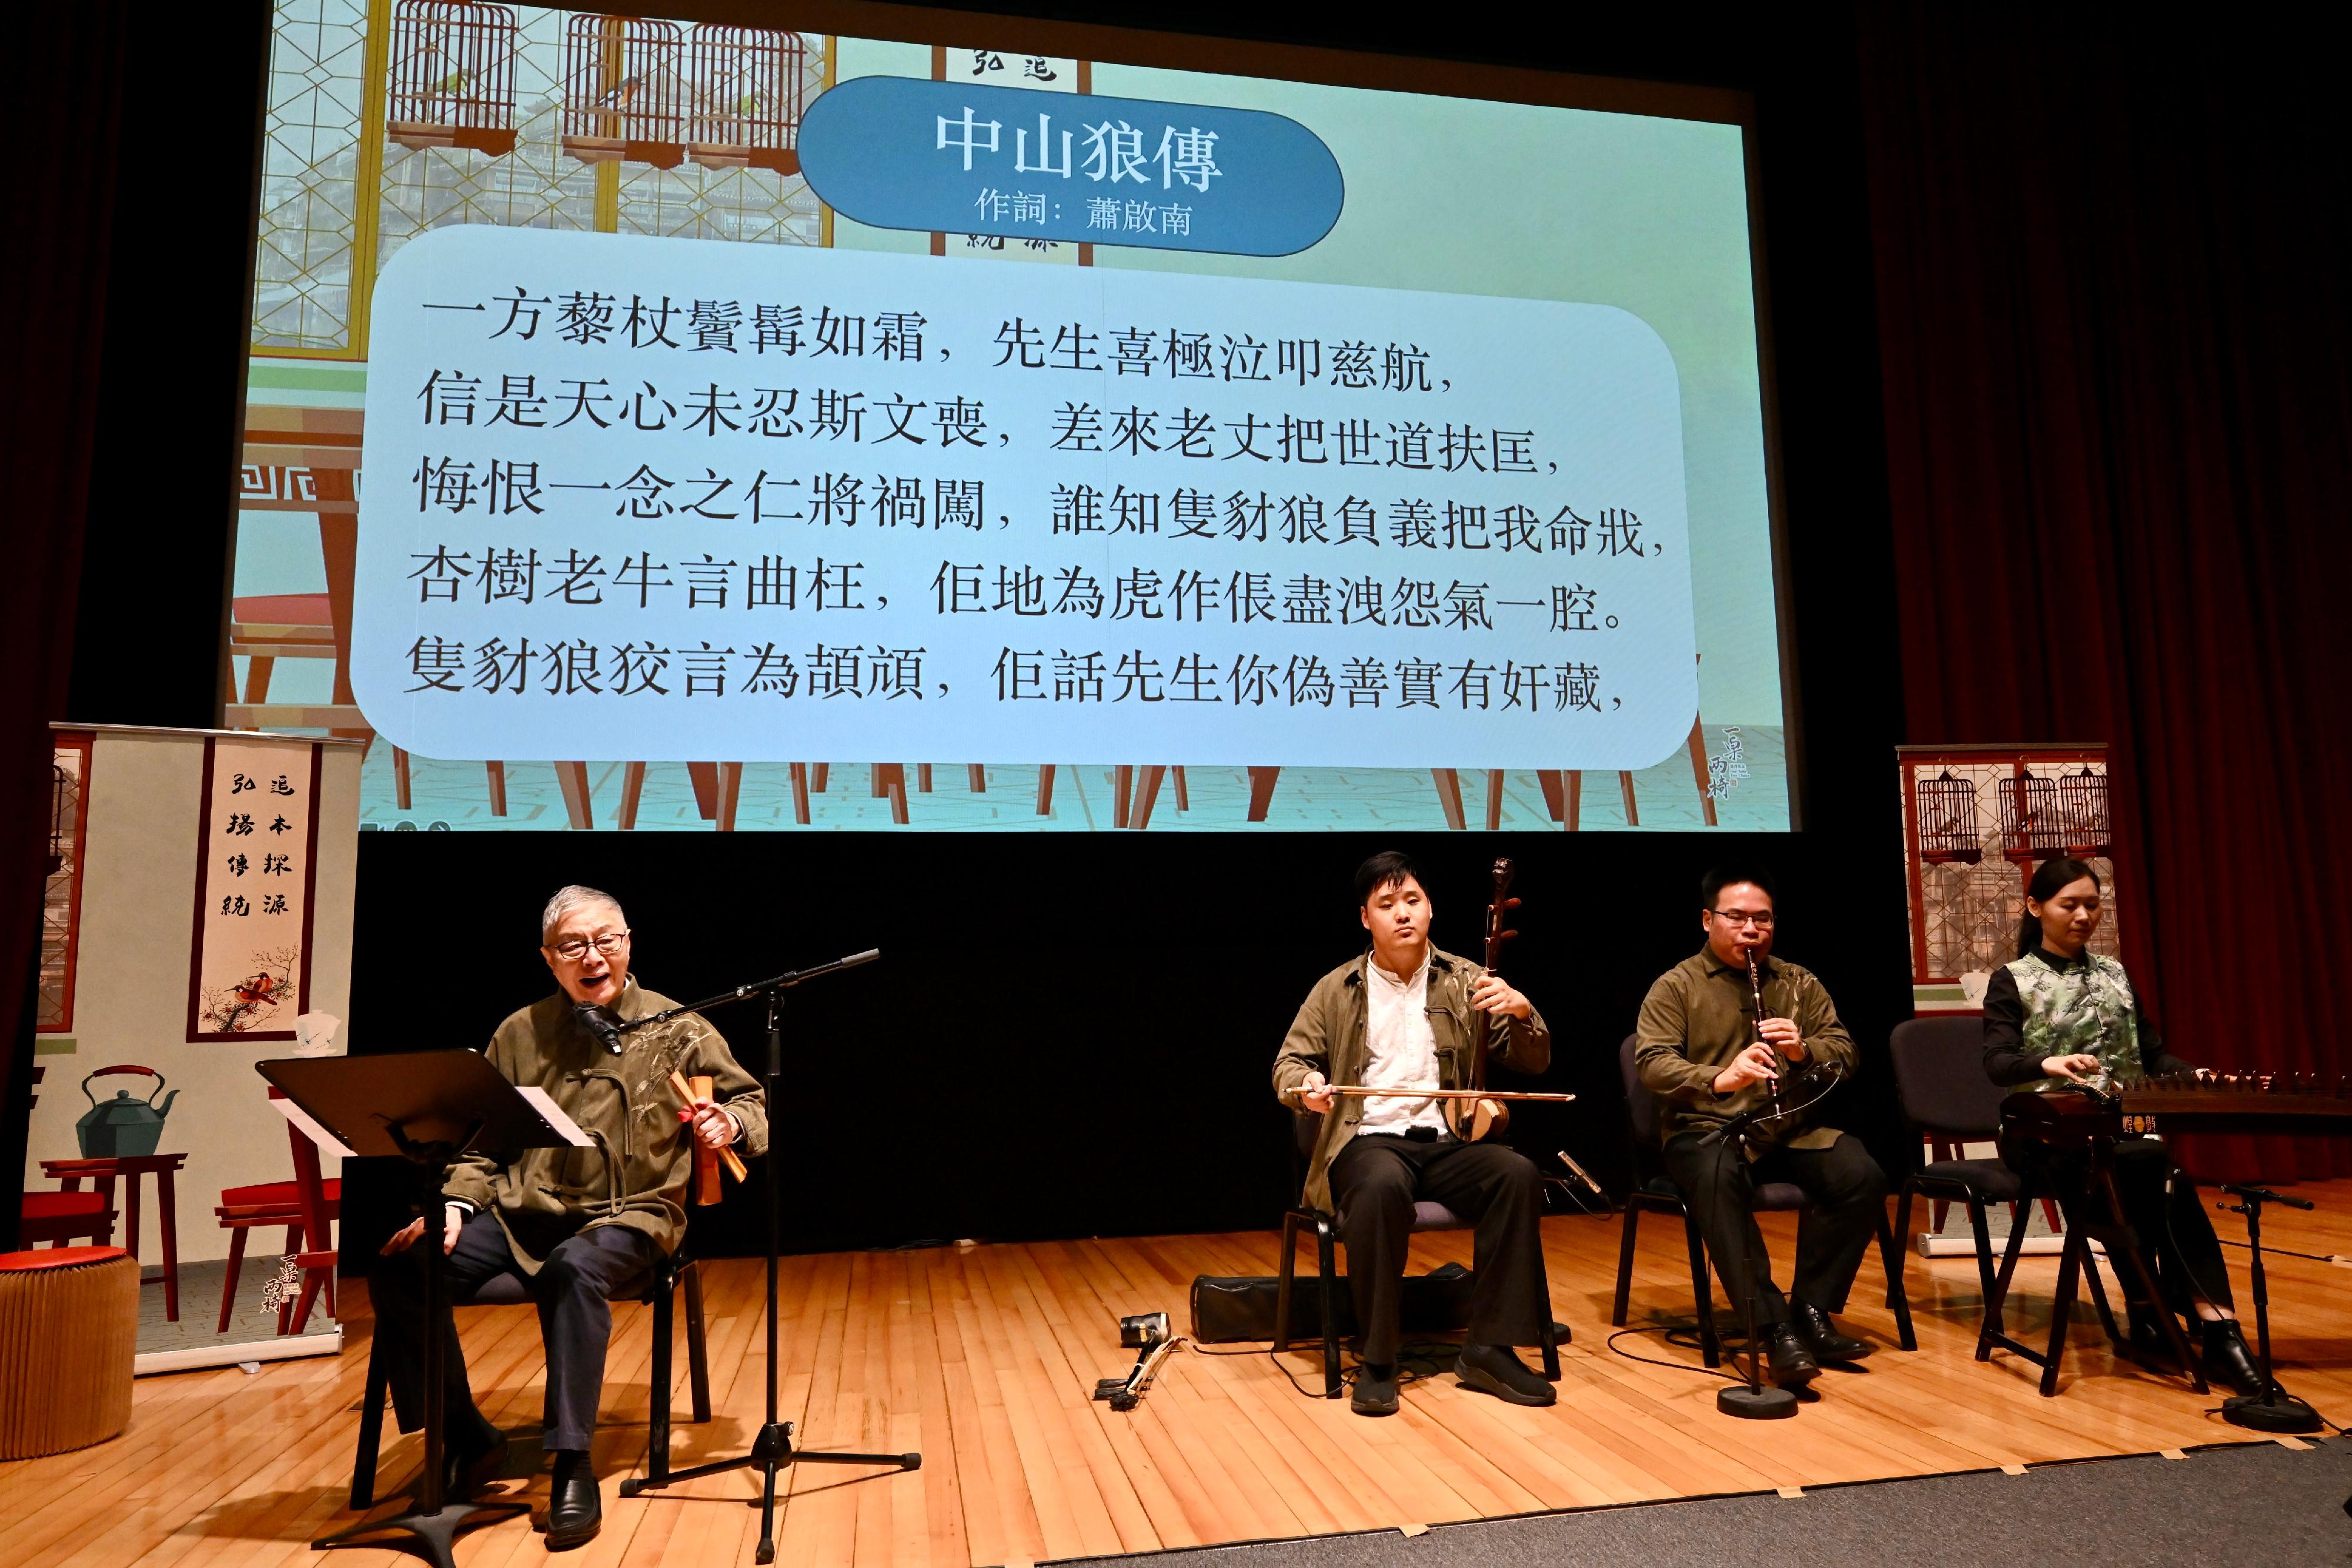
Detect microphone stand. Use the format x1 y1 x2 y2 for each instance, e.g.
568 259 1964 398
614 950 920 1565
1701 1104 1796 1420
2215 1183 2323 1434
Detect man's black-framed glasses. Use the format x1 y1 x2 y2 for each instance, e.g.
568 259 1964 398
551 932 630 959
1706 908 1775 927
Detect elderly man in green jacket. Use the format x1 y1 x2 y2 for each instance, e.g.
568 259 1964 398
1272 851 1556 1417
372 885 763 1549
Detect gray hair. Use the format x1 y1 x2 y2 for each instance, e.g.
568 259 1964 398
541 885 625 944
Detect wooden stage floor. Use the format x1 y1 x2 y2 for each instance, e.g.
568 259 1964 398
10 1181 2352 1567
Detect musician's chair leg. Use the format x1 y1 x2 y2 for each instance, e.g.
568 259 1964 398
1876 1207 1917 1350
1314 1216 1343 1398
1681 1205 1721 1368
1609 1200 1641 1327
1274 1211 1301 1355
683 1261 711 1423
647 1265 674 1486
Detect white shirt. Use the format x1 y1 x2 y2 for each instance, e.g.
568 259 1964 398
1356 951 1450 1137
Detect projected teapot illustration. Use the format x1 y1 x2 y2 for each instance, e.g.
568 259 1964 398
75 1066 180 1159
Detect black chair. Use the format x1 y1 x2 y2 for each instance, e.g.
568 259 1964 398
1274 1111 1562 1399
1608 1035 1915 1362
1887 1015 2115 1343
350 1246 710 1508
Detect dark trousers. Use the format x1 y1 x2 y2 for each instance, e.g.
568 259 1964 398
1327 1133 1549 1366
369 1209 660 1454
1663 1130 1886 1325
2045 1138 2234 1316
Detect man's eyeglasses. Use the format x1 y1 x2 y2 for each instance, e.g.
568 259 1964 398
550 932 629 960
1707 909 1775 927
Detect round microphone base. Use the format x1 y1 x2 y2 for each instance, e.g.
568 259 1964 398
1716 1382 1797 1419
2221 1390 2324 1434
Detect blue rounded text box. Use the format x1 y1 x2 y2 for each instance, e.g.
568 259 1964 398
799 76 1344 258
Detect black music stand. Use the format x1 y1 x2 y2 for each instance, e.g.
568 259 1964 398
613 951 918 1566
259 1050 576 1568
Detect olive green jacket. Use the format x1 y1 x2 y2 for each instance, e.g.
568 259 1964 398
443 977 767 1272
1634 949 1856 1152
1272 946 1551 1213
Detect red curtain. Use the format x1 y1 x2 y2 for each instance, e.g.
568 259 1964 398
1859 5 2352 1180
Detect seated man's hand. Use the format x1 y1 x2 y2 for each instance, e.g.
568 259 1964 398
683 1095 741 1149
1758 1017 1806 1059
1712 1042 1780 1095
380 1203 466 1256
1297 1070 1337 1115
1469 973 1533 1020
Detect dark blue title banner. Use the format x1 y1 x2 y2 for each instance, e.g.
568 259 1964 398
797 77 1345 258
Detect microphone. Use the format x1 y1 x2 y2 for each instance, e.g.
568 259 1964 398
1554 1149 1608 1203
574 1004 624 1054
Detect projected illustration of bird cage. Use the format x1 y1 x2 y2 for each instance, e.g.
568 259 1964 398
386 1 520 156
687 25 807 174
2000 766 2112 860
562 14 685 170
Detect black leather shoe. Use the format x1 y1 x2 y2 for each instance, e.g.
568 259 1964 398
2126 1305 2173 1359
1761 1323 1820 1387
545 1450 602 1550
1351 1363 1400 1416
2201 1319 2266 1398
441 1425 507 1500
1454 1341 1557 1406
1790 1302 1872 1364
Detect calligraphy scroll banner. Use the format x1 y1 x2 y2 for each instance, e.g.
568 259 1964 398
186 737 323 1041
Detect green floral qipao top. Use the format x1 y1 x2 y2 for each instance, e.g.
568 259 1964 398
1982 945 2196 1089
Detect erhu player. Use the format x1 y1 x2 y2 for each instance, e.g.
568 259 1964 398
1634 866 1887 1388
370 885 761 1549
1272 851 1558 1416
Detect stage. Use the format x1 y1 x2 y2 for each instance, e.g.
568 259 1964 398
6 1184 2351 1567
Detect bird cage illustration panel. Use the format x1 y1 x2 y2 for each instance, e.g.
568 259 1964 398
1899 745 2116 1012
1998 764 2113 860
562 14 685 170
1913 770 1982 864
387 1 520 157
687 25 808 175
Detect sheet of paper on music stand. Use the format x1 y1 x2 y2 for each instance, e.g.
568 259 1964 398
516 1086 595 1148
268 1092 357 1159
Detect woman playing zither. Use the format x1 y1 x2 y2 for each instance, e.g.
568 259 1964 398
1983 855 2263 1395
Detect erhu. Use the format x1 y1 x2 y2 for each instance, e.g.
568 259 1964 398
1325 857 1576 1131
